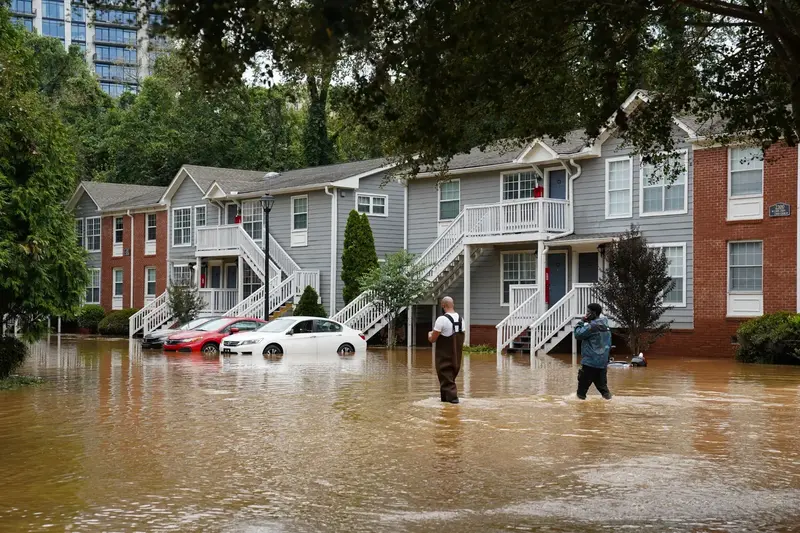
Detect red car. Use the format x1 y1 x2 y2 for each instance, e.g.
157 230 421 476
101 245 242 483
163 317 267 354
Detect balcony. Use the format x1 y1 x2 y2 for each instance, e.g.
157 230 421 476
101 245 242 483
463 198 571 244
199 289 238 314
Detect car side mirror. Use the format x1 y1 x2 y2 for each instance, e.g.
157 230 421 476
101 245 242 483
287 330 294 336
230 327 240 334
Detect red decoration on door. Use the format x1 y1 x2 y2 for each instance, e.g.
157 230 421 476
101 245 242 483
545 267 550 305
534 185 544 198
200 274 206 288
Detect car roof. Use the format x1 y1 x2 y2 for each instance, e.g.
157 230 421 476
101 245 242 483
289 316 341 321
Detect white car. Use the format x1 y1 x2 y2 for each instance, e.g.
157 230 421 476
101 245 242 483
220 316 366 356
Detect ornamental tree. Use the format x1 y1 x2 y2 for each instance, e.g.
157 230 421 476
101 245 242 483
594 226 674 356
341 211 378 304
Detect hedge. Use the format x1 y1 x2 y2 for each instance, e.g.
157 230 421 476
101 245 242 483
736 312 800 365
0 336 28 379
77 305 107 332
98 309 139 336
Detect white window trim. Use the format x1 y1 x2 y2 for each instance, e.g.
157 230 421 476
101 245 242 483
86 268 101 305
355 193 389 217
113 216 124 244
438 179 461 223
171 263 192 286
291 195 309 247
194 204 207 245
500 170 538 202
499 250 537 307
144 266 157 299
145 213 157 243
648 242 687 307
172 207 192 248
85 216 101 253
728 146 764 199
639 149 689 217
727 146 764 221
75 217 85 248
240 200 264 242
727 240 764 317
605 156 633 219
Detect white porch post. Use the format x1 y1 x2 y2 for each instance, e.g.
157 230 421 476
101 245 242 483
463 244 471 345
537 240 547 312
407 305 413 348
571 249 579 365
237 256 244 305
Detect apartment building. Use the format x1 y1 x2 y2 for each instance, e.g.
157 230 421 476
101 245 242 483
8 0 168 97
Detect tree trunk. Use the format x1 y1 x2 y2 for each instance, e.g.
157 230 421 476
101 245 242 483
387 312 396 348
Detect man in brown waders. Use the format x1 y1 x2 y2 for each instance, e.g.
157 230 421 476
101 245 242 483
427 296 465 404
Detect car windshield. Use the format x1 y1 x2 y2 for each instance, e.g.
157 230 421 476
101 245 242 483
256 318 295 333
181 317 214 331
194 318 230 332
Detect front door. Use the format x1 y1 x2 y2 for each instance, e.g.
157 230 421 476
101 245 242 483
225 264 238 289
547 252 567 306
578 252 600 283
548 169 567 200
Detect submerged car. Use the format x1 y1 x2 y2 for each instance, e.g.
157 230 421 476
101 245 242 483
141 316 221 349
163 317 267 354
220 316 366 356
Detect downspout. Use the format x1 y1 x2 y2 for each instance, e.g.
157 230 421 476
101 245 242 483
796 145 800 312
403 181 408 250
324 186 337 316
547 158 583 240
128 209 135 308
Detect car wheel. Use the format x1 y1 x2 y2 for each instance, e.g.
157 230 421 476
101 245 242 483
201 342 219 355
337 343 355 355
263 344 283 356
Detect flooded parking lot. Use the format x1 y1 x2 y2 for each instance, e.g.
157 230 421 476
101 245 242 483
1 336 800 532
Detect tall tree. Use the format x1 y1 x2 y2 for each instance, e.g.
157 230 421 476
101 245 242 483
0 9 90 337
594 226 674 356
163 0 800 171
341 211 378 304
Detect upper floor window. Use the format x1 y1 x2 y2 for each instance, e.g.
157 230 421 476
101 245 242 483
114 216 124 244
439 180 460 221
11 16 34 31
605 157 632 219
242 201 262 240
43 0 64 19
95 26 137 45
729 147 763 197
71 5 85 22
85 268 101 304
356 193 387 216
641 151 688 215
503 171 536 201
194 205 207 243
75 218 84 248
292 196 308 231
651 244 686 306
172 207 192 246
71 23 86 42
146 213 157 241
85 216 101 251
42 20 66 40
96 45 137 63
94 8 137 26
11 0 33 14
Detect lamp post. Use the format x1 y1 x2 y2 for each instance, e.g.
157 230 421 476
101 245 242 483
260 193 275 321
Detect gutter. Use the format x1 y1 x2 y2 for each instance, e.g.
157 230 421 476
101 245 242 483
324 186 338 316
128 209 135 308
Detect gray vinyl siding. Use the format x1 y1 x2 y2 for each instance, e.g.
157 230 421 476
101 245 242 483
74 193 102 268
269 190 334 311
572 132 694 329
168 176 207 263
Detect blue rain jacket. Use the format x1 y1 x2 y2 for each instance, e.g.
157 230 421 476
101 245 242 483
574 316 612 369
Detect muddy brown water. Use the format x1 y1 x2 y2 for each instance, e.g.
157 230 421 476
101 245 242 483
1 336 800 532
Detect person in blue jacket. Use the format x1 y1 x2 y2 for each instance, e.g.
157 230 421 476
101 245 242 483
574 302 613 400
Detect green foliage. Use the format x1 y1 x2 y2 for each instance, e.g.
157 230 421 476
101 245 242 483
77 305 107 332
358 250 431 347
0 336 28 379
168 284 206 325
0 374 45 390
594 226 673 356
294 286 327 318
98 308 139 336
736 312 800 365
0 10 90 337
341 211 379 304
462 344 495 354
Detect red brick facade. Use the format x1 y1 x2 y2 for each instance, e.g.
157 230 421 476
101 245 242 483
100 210 168 312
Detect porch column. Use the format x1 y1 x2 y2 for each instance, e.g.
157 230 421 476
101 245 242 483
237 256 244 305
406 305 413 348
463 244 471 345
571 249 579 365
537 240 547 313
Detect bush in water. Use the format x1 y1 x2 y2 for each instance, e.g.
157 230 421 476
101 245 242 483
77 305 107 333
736 312 800 365
0 336 28 379
98 309 139 336
294 286 327 318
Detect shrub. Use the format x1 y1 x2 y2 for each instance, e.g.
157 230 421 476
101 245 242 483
168 284 206 325
463 344 495 354
736 312 800 365
98 308 139 336
294 286 327 317
0 336 28 379
77 305 107 332
341 210 379 304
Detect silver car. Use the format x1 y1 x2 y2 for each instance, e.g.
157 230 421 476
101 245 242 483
141 317 221 349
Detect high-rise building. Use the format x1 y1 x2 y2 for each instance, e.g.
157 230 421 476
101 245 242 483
8 0 169 97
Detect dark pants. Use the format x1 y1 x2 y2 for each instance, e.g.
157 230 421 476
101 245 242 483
435 333 464 402
577 365 611 399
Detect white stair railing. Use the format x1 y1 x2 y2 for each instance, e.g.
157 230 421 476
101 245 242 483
129 290 167 337
496 287 542 352
237 228 287 281
294 270 320 298
143 296 172 336
225 286 265 318
509 284 539 312
528 289 577 353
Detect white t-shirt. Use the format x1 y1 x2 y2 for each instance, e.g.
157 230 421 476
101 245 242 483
433 312 462 338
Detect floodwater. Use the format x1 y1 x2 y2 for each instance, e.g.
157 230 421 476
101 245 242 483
2 338 800 533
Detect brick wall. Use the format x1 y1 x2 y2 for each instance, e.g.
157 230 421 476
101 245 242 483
100 210 168 312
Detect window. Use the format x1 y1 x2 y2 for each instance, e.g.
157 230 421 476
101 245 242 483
501 252 537 305
172 265 192 286
729 242 763 292
315 320 343 333
86 269 100 304
145 267 157 297
148 13 163 26
651 244 686 306
242 263 260 298
85 216 100 251
11 0 34 14
146 213 157 241
94 8 137 25
194 205 207 244
42 20 66 40
95 26 137 45
503 171 536 201
11 16 34 30
292 196 308 231
43 0 65 19
172 207 191 246
96 45 136 63
95 64 137 82
605 157 632 218
641 151 688 215
292 320 315 334
71 5 85 22
100 82 128 98
114 216 124 244
439 181 460 220
71 23 85 42
113 269 124 297
75 218 84 248
729 147 763 197
241 201 262 240
356 194 387 216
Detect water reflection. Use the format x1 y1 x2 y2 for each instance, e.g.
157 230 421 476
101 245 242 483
1 336 800 532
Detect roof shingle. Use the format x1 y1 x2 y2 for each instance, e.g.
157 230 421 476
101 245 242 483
81 182 166 211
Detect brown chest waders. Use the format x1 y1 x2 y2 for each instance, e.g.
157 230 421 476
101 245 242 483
435 314 464 402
